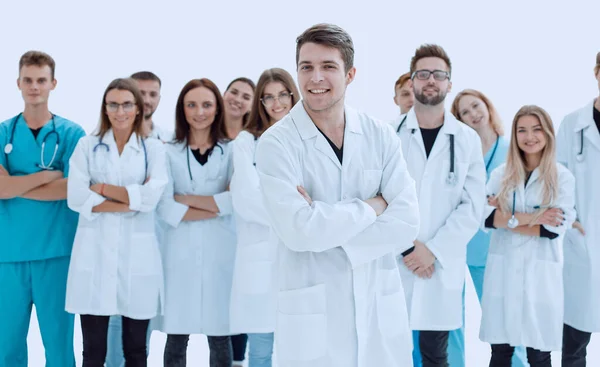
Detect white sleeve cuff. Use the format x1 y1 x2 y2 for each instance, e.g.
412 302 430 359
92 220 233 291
80 192 106 221
126 184 142 211
214 191 233 216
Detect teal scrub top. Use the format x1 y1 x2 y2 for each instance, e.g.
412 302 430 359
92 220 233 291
0 114 86 263
466 135 509 267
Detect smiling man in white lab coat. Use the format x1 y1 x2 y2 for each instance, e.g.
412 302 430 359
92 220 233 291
255 23 420 367
395 44 486 367
557 51 600 367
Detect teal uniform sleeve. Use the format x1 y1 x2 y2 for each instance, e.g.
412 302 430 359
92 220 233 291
0 122 8 168
61 124 86 177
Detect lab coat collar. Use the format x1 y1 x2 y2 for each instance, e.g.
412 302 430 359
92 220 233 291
573 99 595 132
104 129 143 152
574 99 600 151
290 101 362 141
404 108 458 135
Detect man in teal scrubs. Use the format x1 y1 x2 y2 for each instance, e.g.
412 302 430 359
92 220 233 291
0 51 86 367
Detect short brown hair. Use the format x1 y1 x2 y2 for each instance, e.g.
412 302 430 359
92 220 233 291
394 72 411 90
19 51 56 79
409 44 452 77
174 79 228 146
96 78 145 140
595 52 600 75
296 23 354 73
130 71 162 87
246 68 300 138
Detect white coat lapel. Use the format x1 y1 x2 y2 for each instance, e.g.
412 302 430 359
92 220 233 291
290 102 342 170
340 106 362 170
405 109 427 160
575 100 600 152
427 112 458 162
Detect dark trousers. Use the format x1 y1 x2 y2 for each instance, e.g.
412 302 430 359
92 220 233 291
231 334 247 362
562 323 592 367
80 314 149 367
419 330 449 367
490 344 551 367
164 334 233 367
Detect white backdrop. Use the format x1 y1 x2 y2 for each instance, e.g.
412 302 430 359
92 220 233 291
2 0 599 365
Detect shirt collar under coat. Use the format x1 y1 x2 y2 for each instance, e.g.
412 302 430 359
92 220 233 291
288 101 363 170
404 107 460 136
573 99 600 152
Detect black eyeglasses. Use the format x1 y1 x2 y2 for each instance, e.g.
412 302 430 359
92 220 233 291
411 70 450 81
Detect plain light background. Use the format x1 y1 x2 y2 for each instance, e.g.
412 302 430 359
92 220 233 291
2 0 599 365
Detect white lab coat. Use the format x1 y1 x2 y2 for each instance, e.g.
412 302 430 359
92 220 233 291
255 102 420 367
395 109 486 330
229 131 277 334
154 141 236 336
479 163 576 351
65 130 167 319
557 99 600 333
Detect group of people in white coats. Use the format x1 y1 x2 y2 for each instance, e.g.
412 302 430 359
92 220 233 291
1 23 600 367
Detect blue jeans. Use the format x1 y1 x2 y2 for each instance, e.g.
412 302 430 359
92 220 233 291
412 266 529 366
247 333 274 367
106 315 152 367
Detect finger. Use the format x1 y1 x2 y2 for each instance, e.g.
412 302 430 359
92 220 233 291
297 186 307 195
408 262 420 272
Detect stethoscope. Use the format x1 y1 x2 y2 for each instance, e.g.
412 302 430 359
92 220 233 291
93 135 148 181
507 191 519 229
397 115 457 186
576 128 585 162
3 113 60 173
485 137 500 172
186 142 224 181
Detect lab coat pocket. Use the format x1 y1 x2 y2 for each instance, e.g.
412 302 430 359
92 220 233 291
533 260 562 306
277 284 327 361
563 228 588 264
377 268 407 337
361 169 383 199
439 259 465 291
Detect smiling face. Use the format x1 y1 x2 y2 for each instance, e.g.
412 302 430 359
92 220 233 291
297 42 355 114
262 81 293 122
223 81 253 119
457 94 491 133
17 64 56 107
105 89 139 133
516 114 547 156
412 57 452 107
184 86 218 132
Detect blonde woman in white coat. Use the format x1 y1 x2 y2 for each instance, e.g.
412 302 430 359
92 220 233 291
556 52 600 367
482 105 576 367
156 79 236 367
229 68 299 367
66 78 168 367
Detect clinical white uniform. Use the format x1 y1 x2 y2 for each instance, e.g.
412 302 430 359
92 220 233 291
558 99 600 333
395 109 486 331
480 163 576 351
229 130 277 334
255 102 420 367
66 130 168 319
155 140 236 336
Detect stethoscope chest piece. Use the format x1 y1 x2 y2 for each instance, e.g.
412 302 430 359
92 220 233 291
446 171 457 186
507 191 519 229
576 153 584 163
4 144 13 154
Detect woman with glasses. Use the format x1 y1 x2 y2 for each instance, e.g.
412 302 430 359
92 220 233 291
450 89 528 367
481 105 575 367
65 78 168 367
229 68 299 367
155 78 236 367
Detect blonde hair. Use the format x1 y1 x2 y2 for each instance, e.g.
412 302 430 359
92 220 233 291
451 89 504 136
496 105 558 217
